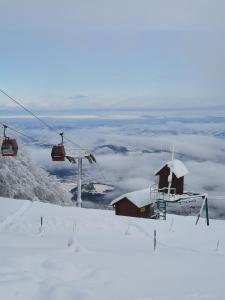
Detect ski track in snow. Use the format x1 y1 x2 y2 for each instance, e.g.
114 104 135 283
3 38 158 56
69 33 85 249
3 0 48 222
0 197 225 300
0 200 32 231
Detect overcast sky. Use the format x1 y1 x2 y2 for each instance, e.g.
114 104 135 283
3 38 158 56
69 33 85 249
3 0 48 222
0 0 225 109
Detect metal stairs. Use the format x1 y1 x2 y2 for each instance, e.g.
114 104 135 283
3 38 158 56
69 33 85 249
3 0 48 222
150 185 167 220
155 200 167 220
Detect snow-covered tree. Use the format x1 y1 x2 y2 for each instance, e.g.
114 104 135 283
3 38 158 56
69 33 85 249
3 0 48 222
0 145 72 206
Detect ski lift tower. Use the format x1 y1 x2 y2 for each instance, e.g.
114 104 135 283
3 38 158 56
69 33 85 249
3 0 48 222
66 150 96 207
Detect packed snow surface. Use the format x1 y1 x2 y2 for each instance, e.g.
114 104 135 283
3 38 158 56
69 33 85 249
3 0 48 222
0 197 224 300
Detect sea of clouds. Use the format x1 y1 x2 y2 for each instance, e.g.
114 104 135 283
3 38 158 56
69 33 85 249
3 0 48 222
1 110 225 217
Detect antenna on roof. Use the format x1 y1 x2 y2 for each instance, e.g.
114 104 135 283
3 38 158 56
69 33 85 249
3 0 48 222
167 145 175 198
171 144 175 161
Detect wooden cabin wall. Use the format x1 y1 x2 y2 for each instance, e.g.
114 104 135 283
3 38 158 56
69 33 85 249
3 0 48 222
114 198 153 218
158 166 170 191
139 203 154 218
158 166 184 194
115 198 141 218
172 175 184 194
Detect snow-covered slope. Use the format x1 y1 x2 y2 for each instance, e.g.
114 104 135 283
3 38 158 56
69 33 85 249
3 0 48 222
0 149 71 205
0 197 224 300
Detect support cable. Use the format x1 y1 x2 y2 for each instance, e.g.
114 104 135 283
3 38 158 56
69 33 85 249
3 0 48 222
0 89 88 150
0 89 106 184
0 122 36 142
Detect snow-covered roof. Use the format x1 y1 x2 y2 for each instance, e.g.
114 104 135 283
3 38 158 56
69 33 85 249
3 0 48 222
111 188 152 208
155 159 189 179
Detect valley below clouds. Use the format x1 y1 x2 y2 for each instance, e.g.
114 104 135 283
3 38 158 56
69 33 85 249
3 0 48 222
1 110 225 218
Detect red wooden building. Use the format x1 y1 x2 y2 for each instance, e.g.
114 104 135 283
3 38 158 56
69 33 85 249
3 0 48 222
155 159 189 195
111 159 189 219
111 188 154 218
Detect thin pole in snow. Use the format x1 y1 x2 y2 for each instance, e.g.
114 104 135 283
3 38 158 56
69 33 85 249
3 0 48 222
154 230 157 251
196 195 209 226
205 197 209 226
68 220 76 247
77 157 82 207
39 216 43 233
215 240 220 252
169 217 174 232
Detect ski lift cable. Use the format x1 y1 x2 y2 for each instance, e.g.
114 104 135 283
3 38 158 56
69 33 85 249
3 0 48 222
0 89 88 150
0 89 58 132
0 122 36 142
0 89 106 182
0 122 92 151
0 122 59 150
0 122 96 158
0 121 52 146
